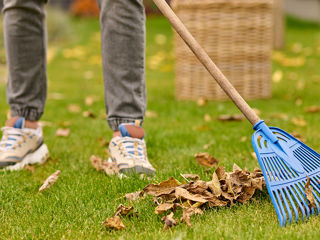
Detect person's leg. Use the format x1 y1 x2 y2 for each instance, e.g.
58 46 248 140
3 0 47 124
0 0 49 170
98 0 155 174
98 0 147 133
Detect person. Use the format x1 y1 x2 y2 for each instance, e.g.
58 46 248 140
0 0 156 175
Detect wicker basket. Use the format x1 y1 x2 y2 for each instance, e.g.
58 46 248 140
172 0 274 100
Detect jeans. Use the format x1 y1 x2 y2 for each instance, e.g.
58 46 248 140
3 0 147 131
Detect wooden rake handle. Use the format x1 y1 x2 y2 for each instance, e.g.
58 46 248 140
153 0 261 126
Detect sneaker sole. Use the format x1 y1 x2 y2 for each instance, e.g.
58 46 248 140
120 166 155 176
3 144 50 171
108 157 155 176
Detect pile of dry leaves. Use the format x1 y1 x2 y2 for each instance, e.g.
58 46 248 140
104 162 266 230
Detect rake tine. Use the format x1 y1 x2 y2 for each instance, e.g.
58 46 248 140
296 183 311 218
292 184 308 220
274 190 287 226
279 188 293 224
309 179 320 214
287 186 302 222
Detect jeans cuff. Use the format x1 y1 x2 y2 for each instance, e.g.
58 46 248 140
108 117 144 131
10 107 43 121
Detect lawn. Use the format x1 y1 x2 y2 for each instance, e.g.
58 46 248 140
0 12 320 239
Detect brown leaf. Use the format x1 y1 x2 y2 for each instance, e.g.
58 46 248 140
67 104 81 113
292 117 307 127
125 191 143 201
305 176 317 209
24 165 35 173
291 132 306 142
197 97 207 107
194 152 219 168
155 203 177 214
161 212 177 230
181 174 200 181
236 187 256 204
251 152 257 160
175 187 207 203
204 114 212 122
216 114 244 122
82 111 96 118
38 170 61 192
180 207 203 227
215 166 226 180
85 96 96 106
55 128 70 137
115 204 134 217
270 113 289 121
305 106 320 113
208 172 222 196
145 110 158 118
143 177 181 197
90 155 119 175
103 215 125 230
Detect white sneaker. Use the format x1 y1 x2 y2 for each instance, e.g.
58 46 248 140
108 122 156 175
0 117 49 171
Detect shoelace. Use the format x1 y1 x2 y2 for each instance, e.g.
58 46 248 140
0 127 28 150
117 137 147 162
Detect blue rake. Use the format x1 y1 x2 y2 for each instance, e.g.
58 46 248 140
252 120 320 226
153 0 320 226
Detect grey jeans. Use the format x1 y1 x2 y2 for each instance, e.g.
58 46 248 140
3 0 146 131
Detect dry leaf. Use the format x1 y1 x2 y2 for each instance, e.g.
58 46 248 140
204 114 212 122
103 215 125 230
115 204 134 217
161 212 177 230
251 152 257 160
295 98 303 106
272 70 283 83
24 165 35 173
197 97 207 107
181 174 200 182
39 121 53 127
125 191 143 201
216 114 244 122
143 177 181 197
194 152 219 168
155 203 176 214
180 207 203 227
270 113 289 121
203 141 214 150
85 96 95 106
240 136 247 142
208 172 222 196
55 128 70 137
292 117 307 127
38 170 61 192
90 155 119 175
175 187 207 203
291 132 306 142
155 34 167 45
145 110 158 118
67 104 81 113
305 177 317 210
48 92 65 100
305 106 320 113
82 111 96 118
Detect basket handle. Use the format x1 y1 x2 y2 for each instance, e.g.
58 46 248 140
153 0 261 126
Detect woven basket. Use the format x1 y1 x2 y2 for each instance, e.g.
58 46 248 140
172 0 274 100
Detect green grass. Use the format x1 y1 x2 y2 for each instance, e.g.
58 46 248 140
0 15 320 239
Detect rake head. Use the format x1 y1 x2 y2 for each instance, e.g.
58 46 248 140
252 120 320 226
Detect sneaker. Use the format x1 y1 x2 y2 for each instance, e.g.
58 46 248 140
108 121 156 175
0 117 49 171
